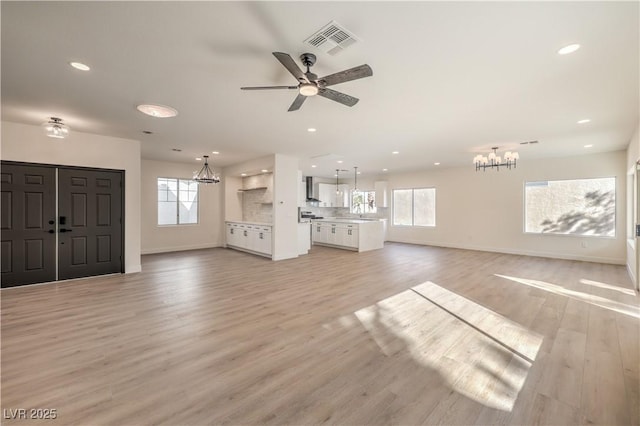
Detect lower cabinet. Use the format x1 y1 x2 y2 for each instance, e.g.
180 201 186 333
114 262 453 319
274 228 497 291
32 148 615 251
313 222 359 250
226 222 272 257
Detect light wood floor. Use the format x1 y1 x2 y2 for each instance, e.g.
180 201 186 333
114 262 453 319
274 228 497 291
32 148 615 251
2 243 638 425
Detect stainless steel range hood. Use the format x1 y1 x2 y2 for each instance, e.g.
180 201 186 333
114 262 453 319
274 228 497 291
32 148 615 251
305 176 321 202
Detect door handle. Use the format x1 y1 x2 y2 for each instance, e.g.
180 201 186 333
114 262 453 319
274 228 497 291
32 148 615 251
59 228 72 233
47 229 55 234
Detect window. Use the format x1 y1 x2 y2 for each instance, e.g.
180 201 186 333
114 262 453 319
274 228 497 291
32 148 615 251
392 188 436 226
157 177 199 225
351 190 377 214
524 177 615 236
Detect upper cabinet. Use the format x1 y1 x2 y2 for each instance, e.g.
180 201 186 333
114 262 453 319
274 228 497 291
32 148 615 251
318 183 349 207
375 181 388 208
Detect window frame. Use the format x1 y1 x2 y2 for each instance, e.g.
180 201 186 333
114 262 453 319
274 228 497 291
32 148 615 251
157 177 200 226
351 189 377 215
392 187 436 227
523 176 616 238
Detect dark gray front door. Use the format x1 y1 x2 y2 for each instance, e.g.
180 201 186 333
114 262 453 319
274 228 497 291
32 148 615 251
58 168 123 280
1 164 57 287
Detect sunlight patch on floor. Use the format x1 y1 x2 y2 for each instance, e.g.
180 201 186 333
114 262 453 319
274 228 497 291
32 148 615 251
496 274 640 319
578 278 637 296
353 282 542 412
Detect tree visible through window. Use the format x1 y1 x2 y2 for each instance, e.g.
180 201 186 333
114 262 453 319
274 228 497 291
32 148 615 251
158 177 199 225
524 177 615 236
393 188 436 226
351 190 377 214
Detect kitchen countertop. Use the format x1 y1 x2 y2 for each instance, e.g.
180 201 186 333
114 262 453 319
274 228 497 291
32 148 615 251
311 218 385 224
225 220 272 226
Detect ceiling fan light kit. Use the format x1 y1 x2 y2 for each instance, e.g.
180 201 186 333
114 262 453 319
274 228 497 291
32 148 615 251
473 147 519 171
241 51 373 111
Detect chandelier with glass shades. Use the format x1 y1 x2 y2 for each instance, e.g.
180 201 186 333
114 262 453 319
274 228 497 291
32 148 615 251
193 155 220 184
473 147 519 171
42 117 70 139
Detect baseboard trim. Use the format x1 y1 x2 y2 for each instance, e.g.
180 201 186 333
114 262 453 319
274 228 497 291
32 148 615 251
386 238 625 265
125 264 142 274
141 243 222 255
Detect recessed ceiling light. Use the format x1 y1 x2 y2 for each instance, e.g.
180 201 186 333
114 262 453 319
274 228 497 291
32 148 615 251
307 128 317 132
392 151 399 154
577 119 591 124
142 130 153 135
382 168 388 172
584 144 593 148
136 104 178 118
357 171 361 175
211 151 220 155
261 169 268 173
334 174 338 177
241 173 247 176
195 157 202 161
558 44 580 55
311 165 317 168
70 62 90 71
434 162 440 166
337 160 343 164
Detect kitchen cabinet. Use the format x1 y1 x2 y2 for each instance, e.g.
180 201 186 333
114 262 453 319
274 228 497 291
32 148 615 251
375 181 388 208
225 221 272 258
318 183 349 207
312 219 382 252
313 222 330 244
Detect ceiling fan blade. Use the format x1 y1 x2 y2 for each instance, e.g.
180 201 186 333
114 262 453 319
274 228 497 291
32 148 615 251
288 94 307 112
241 85 298 90
317 88 359 107
273 52 307 83
320 64 373 87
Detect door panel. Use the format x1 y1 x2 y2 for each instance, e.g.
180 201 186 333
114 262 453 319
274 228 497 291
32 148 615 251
1 164 56 287
58 168 123 280
58 168 123 279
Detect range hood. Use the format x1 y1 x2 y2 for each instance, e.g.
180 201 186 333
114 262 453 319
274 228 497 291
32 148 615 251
305 176 321 202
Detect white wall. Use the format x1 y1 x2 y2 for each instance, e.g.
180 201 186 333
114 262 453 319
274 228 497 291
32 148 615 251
1 121 142 273
625 124 640 284
386 150 626 264
141 159 223 254
273 154 299 261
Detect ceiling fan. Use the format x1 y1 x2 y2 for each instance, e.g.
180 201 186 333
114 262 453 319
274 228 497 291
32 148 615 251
241 52 373 112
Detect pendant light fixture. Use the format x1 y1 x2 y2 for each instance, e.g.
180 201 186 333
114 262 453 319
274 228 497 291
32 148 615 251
42 117 70 139
193 155 221 184
335 168 348 194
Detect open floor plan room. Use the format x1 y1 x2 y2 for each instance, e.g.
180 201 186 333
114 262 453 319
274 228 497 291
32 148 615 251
2 244 637 425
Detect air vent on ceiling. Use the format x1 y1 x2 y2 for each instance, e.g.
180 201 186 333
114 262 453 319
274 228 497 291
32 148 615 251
520 140 539 145
304 21 359 56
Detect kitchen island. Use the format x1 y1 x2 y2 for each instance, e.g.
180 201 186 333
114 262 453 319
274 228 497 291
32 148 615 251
311 218 384 252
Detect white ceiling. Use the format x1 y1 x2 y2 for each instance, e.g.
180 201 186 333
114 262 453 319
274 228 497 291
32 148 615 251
2 1 638 178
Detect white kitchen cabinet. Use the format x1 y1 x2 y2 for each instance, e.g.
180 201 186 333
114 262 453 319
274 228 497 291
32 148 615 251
341 224 359 248
312 219 383 252
225 221 272 258
375 181 388 208
226 223 241 247
318 183 349 207
312 222 330 244
254 226 272 255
